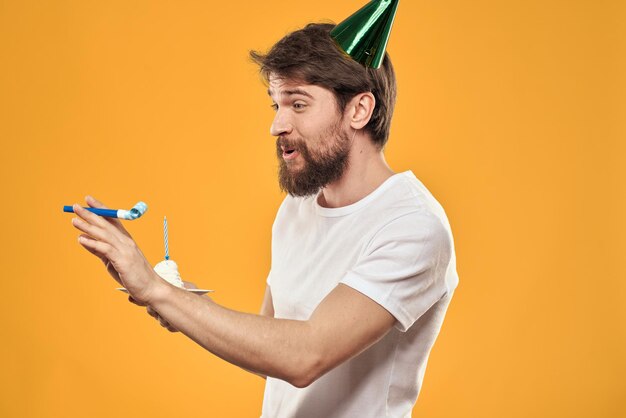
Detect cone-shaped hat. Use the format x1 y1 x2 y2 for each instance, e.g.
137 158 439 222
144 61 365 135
330 0 399 69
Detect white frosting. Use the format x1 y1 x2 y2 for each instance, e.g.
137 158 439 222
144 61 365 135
154 260 184 288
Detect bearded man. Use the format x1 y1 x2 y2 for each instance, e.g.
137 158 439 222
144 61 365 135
70 5 459 417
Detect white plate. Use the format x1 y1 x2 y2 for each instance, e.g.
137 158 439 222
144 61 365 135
116 287 213 295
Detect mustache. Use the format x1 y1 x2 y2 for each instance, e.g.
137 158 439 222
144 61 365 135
276 136 306 151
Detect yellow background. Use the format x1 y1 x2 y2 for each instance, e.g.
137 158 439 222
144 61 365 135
1 0 624 417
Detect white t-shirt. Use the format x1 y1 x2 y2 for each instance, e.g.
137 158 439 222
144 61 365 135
262 171 459 418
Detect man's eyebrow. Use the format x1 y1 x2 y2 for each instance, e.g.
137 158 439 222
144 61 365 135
267 88 314 100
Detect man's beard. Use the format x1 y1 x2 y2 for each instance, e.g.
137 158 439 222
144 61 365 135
276 121 351 197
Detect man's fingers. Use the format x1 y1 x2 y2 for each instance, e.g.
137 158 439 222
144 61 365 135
144 307 178 332
72 217 113 244
129 296 147 306
77 235 114 257
158 315 178 332
146 306 158 318
73 204 123 243
85 195 131 237
78 234 107 259
158 316 170 328
73 203 111 230
85 195 107 209
77 235 122 283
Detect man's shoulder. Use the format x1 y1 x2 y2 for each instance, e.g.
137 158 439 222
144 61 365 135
271 171 451 234
382 171 452 228
361 172 446 221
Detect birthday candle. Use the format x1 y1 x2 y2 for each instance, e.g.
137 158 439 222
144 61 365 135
164 216 169 260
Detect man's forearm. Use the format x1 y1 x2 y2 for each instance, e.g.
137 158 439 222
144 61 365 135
148 282 317 387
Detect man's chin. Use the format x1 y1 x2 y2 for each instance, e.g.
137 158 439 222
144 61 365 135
283 161 304 172
278 172 323 197
277 144 349 197
284 187 321 198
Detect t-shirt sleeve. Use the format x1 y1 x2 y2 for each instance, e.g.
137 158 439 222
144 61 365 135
339 210 452 332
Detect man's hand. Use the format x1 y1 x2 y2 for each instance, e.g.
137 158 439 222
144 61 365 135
71 195 162 305
78 196 131 285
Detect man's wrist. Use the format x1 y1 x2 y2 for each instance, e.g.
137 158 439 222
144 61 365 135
145 272 173 305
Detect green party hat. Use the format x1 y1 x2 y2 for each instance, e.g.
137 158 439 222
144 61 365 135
330 0 400 69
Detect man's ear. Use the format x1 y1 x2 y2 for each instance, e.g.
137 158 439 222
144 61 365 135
347 92 376 130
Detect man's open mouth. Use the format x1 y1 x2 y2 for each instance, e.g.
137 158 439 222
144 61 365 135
281 146 299 160
281 145 296 154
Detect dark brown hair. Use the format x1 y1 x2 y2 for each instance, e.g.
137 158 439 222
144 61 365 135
250 23 397 149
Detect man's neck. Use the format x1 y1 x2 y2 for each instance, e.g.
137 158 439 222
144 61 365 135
318 142 396 209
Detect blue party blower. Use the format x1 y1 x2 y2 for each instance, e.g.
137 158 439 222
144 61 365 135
63 201 148 220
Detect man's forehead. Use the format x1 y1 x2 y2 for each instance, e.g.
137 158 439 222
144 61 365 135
267 77 319 99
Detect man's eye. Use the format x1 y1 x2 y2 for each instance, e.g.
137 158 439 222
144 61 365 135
293 103 306 110
270 103 278 111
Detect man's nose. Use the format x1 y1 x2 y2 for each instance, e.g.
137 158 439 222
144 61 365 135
270 110 293 137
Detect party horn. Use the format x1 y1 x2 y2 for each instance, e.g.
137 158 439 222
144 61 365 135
63 201 148 220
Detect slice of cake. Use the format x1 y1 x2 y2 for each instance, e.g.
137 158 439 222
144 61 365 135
154 260 184 288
